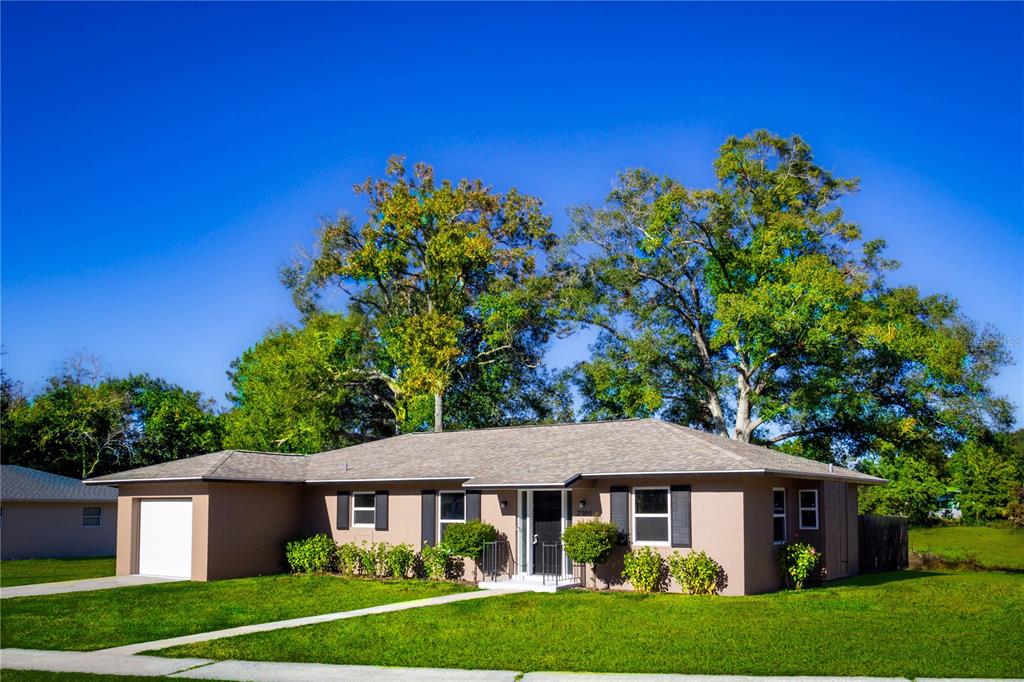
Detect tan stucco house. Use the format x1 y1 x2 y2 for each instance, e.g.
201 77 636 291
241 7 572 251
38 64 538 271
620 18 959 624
86 419 883 594
1 465 118 559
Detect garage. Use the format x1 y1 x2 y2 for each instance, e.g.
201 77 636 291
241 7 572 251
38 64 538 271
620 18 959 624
137 498 192 579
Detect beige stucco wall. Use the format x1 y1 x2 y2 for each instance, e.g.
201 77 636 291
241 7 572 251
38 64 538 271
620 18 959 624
569 477 748 595
206 482 305 580
0 501 117 560
742 477 861 594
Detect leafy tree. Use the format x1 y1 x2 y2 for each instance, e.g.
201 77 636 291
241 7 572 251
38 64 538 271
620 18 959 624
224 313 395 453
858 456 946 524
950 438 1020 523
115 374 224 465
283 156 559 432
554 130 1012 464
1 356 222 478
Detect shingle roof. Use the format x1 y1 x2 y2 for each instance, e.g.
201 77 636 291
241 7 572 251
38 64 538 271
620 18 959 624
2 465 118 501
86 450 309 484
86 419 883 486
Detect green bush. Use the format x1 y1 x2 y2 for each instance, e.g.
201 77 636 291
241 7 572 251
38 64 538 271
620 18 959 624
440 520 498 561
668 550 724 595
562 520 619 588
419 543 451 581
358 541 388 578
384 543 416 578
778 541 820 590
285 533 337 574
337 542 362 577
621 546 665 593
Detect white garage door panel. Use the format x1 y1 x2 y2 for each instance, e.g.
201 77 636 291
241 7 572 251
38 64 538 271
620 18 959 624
138 499 192 579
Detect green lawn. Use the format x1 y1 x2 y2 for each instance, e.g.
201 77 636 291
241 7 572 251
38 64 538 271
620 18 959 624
0 557 115 587
0 574 470 651
159 571 1023 679
909 525 1024 570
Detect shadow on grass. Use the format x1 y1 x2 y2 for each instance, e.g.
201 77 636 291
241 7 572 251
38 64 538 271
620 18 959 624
832 570 944 587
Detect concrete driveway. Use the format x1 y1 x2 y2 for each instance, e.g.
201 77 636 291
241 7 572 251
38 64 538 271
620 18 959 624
1 575 185 599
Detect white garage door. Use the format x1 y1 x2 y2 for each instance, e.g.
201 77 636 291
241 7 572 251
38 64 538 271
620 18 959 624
138 499 192 579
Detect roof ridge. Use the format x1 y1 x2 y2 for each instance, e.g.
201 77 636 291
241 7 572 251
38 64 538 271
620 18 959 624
651 420 757 468
205 450 237 479
404 417 649 436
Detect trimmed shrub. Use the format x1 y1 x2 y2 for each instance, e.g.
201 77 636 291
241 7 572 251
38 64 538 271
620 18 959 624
285 533 336 574
668 550 725 595
562 519 619 588
440 520 498 561
337 542 362 577
621 546 665 593
419 543 451 581
359 541 388 578
778 541 820 590
384 543 416 578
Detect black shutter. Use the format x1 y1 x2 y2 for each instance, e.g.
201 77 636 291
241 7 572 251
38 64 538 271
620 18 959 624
564 490 573 527
336 491 349 530
671 485 692 548
466 490 481 521
421 490 436 547
375 490 389 531
610 486 629 542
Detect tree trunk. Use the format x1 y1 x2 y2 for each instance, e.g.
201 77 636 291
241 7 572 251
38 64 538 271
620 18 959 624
434 393 443 433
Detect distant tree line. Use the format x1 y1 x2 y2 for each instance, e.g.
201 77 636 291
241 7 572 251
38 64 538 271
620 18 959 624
2 131 1020 523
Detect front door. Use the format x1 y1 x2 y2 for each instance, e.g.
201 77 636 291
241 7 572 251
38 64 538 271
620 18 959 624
531 491 562 575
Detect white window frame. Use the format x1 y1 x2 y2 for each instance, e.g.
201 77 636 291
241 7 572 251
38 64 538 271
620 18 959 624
772 488 786 544
438 490 466 541
82 506 102 528
631 486 671 547
351 491 376 528
799 489 819 530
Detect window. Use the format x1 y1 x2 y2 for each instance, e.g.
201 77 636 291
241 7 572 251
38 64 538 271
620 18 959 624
772 488 786 544
799 489 819 530
439 491 465 540
632 487 669 544
82 506 102 528
352 492 375 527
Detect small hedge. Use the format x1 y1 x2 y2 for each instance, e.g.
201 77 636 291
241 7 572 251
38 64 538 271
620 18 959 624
668 550 725 595
621 546 665 593
285 533 337 574
562 520 619 588
778 541 820 590
440 520 498 561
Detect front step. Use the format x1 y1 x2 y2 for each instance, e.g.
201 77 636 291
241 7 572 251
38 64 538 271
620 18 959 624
478 576 581 593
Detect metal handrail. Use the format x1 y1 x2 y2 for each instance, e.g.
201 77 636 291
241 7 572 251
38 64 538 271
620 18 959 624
541 541 565 585
482 539 512 580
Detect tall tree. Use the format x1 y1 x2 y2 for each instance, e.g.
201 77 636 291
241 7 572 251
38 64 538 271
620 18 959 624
224 313 395 452
1 357 223 478
555 130 1013 463
283 156 559 432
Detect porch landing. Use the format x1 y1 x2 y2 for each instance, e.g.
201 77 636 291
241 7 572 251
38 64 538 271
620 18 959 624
479 575 581 593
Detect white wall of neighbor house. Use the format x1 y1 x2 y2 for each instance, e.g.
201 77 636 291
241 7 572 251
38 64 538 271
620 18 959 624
0 501 117 560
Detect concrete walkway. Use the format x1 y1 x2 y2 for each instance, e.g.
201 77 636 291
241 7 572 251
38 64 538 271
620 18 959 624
101 588 523 655
0 574 185 599
5 650 1008 682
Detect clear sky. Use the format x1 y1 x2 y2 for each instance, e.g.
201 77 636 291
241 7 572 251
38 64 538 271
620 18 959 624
2 2 1022 425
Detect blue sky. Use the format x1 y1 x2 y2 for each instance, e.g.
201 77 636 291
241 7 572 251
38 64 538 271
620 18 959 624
2 2 1022 425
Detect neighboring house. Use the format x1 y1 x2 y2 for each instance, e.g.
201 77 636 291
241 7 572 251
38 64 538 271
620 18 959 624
86 418 884 594
1 465 118 560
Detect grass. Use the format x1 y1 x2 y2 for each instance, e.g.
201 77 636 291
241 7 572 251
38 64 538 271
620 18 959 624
909 525 1024 570
0 574 470 651
0 557 115 587
159 571 1023 679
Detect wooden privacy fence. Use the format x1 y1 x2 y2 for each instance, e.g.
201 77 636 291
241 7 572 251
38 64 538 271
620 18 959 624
858 514 908 572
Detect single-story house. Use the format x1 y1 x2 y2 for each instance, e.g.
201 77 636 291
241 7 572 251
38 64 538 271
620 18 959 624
86 418 883 594
2 465 118 560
